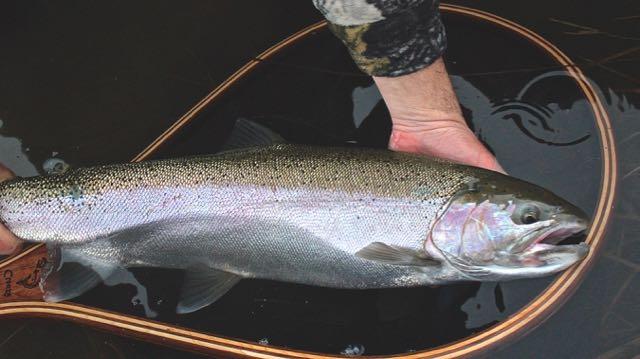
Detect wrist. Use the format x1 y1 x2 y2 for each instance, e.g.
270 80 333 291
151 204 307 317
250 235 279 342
372 57 463 123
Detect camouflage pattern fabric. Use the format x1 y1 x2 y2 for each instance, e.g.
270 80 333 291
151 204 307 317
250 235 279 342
312 0 446 77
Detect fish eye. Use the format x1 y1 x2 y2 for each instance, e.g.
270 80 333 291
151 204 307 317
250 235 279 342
520 205 541 224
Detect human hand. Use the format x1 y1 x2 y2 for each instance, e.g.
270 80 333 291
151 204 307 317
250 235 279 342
0 164 22 255
373 58 505 174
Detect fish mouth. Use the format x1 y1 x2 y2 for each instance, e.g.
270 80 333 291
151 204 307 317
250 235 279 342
512 215 588 254
522 215 590 262
533 220 588 246
503 216 589 272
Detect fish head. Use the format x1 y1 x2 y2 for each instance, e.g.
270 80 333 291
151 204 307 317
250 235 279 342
427 173 589 281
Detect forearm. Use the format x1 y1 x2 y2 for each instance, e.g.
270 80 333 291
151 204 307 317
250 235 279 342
372 57 462 123
312 1 503 173
312 0 446 77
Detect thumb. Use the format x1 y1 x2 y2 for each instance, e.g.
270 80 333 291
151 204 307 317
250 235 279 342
0 164 22 255
0 164 15 182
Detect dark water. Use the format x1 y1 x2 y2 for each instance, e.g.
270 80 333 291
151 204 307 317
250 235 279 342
0 1 638 358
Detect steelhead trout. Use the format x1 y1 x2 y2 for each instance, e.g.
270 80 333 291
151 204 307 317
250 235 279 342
0 125 589 313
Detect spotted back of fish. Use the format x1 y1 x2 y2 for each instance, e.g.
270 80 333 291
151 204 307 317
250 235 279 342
0 145 478 243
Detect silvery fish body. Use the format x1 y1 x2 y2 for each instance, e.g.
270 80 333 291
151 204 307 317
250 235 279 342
0 144 589 313
1 145 468 285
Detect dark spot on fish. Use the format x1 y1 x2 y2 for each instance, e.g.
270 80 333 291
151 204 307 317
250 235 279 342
69 185 83 201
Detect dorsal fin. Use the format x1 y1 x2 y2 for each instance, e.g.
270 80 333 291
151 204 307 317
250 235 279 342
220 118 285 151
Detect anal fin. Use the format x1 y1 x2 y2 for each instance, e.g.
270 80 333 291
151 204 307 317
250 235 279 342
177 266 242 314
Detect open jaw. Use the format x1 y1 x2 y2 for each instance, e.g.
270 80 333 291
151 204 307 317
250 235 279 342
536 220 588 245
486 220 590 275
523 220 590 262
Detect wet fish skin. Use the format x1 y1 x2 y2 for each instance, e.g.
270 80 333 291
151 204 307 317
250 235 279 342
0 145 467 283
0 144 589 313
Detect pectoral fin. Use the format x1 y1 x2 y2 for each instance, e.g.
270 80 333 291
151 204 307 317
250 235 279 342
177 267 242 314
42 245 118 302
355 242 440 266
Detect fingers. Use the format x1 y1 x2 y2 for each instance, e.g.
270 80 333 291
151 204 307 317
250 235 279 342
389 123 507 174
0 225 21 255
0 163 22 255
373 57 507 174
0 164 15 182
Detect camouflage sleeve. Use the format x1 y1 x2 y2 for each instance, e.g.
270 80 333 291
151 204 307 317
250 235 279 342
312 0 446 77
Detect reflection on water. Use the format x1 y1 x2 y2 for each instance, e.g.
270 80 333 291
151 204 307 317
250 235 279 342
0 121 39 177
0 119 72 178
592 89 640 357
101 268 156 318
461 283 506 328
341 343 365 356
611 90 640 183
351 83 381 129
453 72 593 148
42 157 70 175
491 71 592 147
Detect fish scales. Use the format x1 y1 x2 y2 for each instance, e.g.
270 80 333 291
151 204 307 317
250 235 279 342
0 145 474 289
